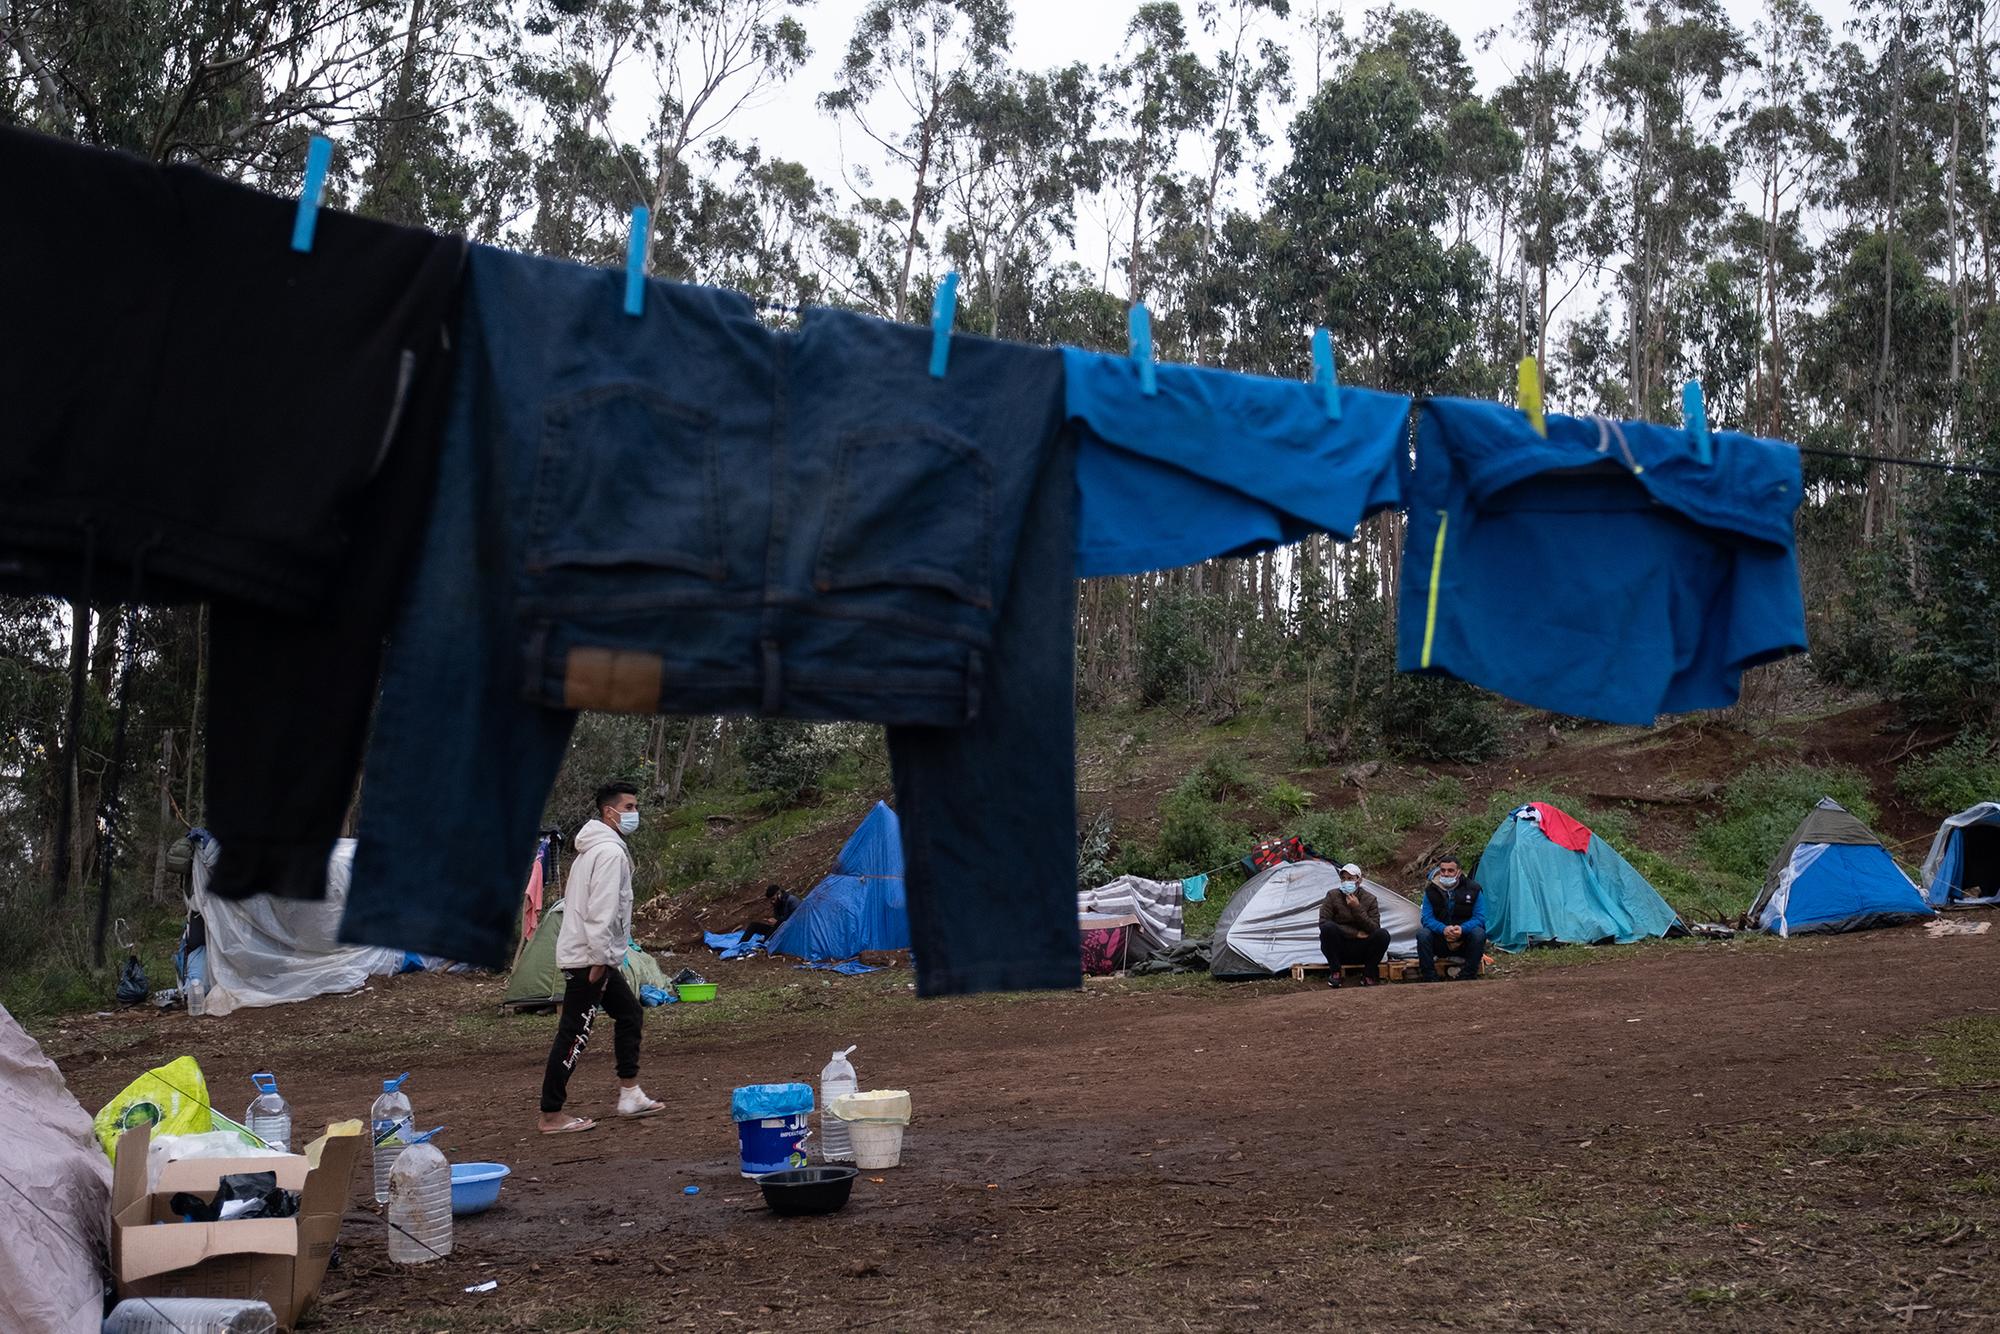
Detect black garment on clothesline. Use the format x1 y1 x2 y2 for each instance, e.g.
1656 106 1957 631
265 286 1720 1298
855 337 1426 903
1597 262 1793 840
0 127 465 901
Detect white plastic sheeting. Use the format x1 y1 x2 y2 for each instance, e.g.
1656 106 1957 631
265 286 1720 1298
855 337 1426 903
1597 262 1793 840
1077 875 1186 954
0 1004 111 1334
1762 841 1830 938
189 833 404 1017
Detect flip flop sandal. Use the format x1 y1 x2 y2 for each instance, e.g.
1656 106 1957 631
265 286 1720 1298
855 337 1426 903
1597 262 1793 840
539 1116 596 1135
620 1100 665 1118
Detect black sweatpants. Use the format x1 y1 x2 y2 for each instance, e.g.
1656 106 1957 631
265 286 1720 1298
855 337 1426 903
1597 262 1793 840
539 967 643 1114
1320 924 1391 980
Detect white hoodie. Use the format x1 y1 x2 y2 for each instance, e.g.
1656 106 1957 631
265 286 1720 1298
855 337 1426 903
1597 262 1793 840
556 818 633 969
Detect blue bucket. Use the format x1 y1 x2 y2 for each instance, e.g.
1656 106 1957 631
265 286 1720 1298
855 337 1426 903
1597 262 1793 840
736 1112 810 1177
732 1083 814 1178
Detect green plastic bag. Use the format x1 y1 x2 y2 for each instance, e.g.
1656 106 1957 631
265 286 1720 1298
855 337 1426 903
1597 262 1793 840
93 1055 213 1160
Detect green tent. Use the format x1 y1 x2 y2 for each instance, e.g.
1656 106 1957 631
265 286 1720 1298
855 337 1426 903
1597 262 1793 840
501 900 670 1010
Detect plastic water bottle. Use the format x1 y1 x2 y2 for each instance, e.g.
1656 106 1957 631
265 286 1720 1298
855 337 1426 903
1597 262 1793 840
386 1127 453 1264
244 1072 291 1153
370 1072 414 1204
819 1046 859 1163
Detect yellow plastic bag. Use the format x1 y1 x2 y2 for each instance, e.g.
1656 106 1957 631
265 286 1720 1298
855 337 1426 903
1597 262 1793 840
93 1055 213 1160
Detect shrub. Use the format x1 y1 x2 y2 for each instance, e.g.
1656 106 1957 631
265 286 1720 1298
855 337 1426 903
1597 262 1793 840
1153 785 1246 874
1266 780 1314 820
1897 734 2000 816
1077 809 1116 889
1185 752 1258 802
1378 676 1503 764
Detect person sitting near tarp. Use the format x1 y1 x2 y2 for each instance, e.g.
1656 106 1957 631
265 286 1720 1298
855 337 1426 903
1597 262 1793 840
1417 857 1487 982
1318 862 1390 988
745 884 801 935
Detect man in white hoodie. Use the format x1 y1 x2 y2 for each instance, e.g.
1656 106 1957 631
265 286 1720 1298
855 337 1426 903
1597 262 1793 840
537 781 665 1133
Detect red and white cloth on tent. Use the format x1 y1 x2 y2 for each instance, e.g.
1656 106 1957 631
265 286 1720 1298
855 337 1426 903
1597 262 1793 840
1521 802 1594 853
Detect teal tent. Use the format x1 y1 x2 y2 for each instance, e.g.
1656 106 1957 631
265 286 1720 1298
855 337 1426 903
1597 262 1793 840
1475 803 1681 950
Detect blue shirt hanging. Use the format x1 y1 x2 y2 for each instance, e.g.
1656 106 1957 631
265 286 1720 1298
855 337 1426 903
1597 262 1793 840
1064 349 1409 577
1399 397 1806 725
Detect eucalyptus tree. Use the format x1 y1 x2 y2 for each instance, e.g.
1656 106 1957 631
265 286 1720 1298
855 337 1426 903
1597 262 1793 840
819 0 1013 321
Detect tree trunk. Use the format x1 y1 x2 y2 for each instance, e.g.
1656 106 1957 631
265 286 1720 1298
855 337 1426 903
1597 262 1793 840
667 719 700 803
153 730 175 904
53 601 90 900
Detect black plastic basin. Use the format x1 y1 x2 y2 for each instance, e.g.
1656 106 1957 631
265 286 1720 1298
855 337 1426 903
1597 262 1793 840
755 1165 859 1216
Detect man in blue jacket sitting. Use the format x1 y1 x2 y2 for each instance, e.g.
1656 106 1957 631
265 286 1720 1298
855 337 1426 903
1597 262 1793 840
1418 857 1487 982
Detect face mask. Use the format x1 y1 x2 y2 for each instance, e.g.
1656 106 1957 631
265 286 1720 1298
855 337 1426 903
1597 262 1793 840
1436 875 1460 889
1339 880 1358 895
617 810 640 835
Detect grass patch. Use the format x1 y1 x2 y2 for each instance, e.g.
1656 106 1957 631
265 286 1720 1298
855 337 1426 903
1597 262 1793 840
1693 764 1877 885
1907 1015 2000 1089
1808 1125 1920 1156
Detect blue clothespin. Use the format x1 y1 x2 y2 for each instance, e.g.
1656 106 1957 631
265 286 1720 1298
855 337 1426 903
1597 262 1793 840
624 206 649 317
290 135 333 253
929 271 960 378
1311 327 1343 421
1128 303 1156 396
1682 380 1712 465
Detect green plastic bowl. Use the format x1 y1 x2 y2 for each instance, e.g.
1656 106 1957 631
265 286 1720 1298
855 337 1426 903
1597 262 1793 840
679 982 718 1003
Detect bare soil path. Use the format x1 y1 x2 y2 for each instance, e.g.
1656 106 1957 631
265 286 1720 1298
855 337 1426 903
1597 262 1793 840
46 923 2000 1331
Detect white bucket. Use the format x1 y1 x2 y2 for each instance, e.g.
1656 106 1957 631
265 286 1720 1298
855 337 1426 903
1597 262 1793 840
847 1121 904 1169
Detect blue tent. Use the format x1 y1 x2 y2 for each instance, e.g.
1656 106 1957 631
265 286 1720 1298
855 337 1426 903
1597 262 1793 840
1919 802 2000 906
1750 798 1932 935
767 801 909 961
1476 804 1681 950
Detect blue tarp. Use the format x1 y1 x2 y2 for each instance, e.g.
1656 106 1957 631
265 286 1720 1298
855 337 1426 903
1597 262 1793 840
703 930 766 960
731 1082 813 1122
1478 809 1680 950
766 801 910 961
794 960 879 975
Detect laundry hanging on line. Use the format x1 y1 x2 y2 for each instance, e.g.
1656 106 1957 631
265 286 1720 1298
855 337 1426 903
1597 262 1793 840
0 126 467 907
1399 396 1807 727
0 126 1821 1000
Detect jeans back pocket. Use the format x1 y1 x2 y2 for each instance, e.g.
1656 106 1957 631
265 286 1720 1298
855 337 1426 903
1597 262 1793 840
526 384 724 580
814 424 994 609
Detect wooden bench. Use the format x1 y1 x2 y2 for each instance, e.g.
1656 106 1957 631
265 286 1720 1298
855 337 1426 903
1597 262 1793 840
1289 959 1419 983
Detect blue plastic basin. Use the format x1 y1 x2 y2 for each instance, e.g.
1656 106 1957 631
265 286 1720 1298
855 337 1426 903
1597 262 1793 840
450 1162 510 1215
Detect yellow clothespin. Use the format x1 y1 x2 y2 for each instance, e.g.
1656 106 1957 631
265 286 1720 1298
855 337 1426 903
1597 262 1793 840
1517 356 1546 438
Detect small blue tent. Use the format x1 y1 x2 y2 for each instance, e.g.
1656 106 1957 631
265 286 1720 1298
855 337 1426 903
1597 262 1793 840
1750 798 1932 935
1919 802 2000 906
767 801 909 961
1476 804 1681 950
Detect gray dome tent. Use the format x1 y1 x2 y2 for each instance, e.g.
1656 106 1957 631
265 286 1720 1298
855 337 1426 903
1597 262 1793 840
1210 860 1422 979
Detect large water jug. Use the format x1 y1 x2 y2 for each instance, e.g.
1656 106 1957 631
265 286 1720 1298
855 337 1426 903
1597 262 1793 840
370 1071 414 1203
243 1072 291 1152
386 1128 453 1264
818 1046 858 1163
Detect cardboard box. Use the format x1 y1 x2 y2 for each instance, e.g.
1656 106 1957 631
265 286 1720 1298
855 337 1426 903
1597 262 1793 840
111 1124 361 1332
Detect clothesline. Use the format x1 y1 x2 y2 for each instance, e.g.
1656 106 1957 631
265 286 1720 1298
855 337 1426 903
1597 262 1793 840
1795 444 2000 479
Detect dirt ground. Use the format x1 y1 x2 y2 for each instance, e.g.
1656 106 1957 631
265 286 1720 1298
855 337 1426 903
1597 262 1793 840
42 918 2000 1332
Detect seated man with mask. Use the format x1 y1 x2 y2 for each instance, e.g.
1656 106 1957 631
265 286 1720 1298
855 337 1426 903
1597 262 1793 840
1317 862 1390 988
1417 856 1487 981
